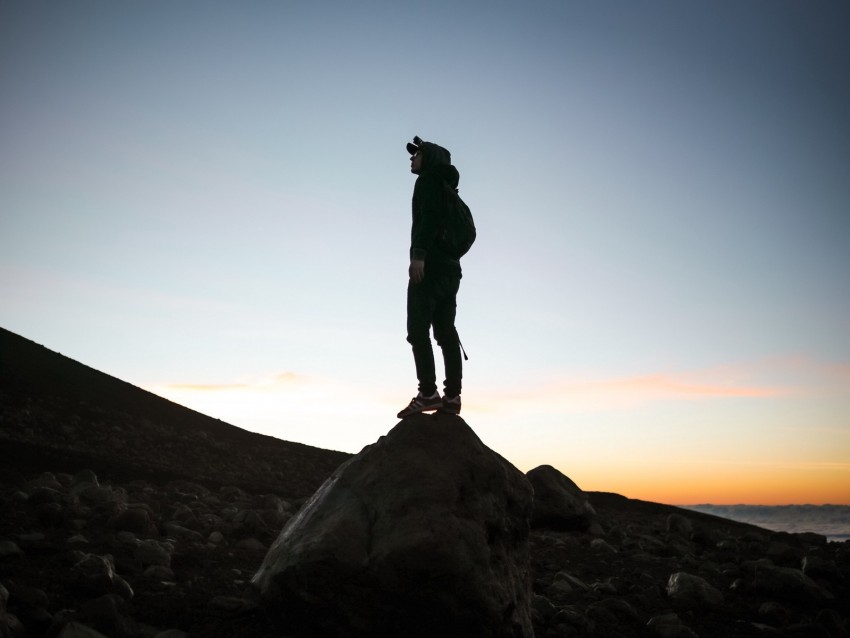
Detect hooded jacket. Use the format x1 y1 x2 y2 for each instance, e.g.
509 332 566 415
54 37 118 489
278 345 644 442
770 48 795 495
410 141 462 277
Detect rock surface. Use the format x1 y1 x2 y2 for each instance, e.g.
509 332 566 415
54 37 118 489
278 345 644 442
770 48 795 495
251 413 535 638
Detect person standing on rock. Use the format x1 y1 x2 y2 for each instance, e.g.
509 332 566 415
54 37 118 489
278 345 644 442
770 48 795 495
397 135 474 419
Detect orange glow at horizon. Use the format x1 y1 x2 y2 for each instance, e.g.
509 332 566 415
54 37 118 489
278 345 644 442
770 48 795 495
548 461 850 506
145 370 849 507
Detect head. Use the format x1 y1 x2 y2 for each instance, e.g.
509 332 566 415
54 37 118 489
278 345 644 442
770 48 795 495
407 136 451 175
410 148 423 174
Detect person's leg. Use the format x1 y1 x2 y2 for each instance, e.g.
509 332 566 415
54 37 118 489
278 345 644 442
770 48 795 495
432 275 462 398
406 280 438 397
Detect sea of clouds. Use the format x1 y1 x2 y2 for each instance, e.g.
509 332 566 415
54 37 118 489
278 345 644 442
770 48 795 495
684 505 850 542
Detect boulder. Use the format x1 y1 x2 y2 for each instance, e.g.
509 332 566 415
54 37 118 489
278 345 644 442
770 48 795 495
801 555 841 582
666 513 694 537
0 612 26 638
752 563 834 602
0 541 23 559
815 609 846 637
109 508 158 536
55 622 109 638
250 413 534 638
134 540 172 568
71 553 117 593
647 612 698 638
78 594 137 638
758 601 790 627
666 572 724 608
554 571 589 592
526 465 597 531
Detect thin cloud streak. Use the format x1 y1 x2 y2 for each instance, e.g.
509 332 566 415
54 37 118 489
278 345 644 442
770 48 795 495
574 374 783 398
163 372 301 393
150 361 797 423
465 368 790 415
665 459 850 471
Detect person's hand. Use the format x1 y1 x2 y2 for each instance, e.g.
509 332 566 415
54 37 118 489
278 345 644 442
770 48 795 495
409 259 425 283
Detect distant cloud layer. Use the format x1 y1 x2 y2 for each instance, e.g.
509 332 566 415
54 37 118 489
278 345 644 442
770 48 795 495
685 504 850 540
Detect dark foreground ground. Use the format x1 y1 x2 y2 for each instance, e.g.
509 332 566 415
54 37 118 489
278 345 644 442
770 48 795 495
1 328 847 637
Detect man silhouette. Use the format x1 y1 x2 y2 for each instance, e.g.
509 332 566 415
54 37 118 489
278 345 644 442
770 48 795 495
397 136 465 418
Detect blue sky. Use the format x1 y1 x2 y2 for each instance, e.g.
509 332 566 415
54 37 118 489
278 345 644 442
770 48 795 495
2 1 848 504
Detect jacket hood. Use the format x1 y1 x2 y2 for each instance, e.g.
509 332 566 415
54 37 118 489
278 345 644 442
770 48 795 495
416 141 460 189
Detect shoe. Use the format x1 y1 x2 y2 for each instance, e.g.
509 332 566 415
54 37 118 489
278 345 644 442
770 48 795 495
397 391 442 418
440 394 461 415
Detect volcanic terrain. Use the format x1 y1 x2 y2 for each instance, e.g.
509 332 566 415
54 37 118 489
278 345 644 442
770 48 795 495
1 327 847 637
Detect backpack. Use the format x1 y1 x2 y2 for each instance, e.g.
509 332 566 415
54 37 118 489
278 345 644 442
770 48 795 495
441 183 476 259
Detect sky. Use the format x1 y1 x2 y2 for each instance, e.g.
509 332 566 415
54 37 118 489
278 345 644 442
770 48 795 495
2 1 848 506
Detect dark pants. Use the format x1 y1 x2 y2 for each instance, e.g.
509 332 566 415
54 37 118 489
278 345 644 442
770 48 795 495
406 273 462 398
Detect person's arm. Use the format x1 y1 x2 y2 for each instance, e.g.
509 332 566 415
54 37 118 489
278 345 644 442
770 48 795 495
409 259 425 283
409 177 444 282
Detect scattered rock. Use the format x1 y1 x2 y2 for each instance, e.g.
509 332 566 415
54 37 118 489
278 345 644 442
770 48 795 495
4 582 50 634
591 538 618 554
72 553 117 593
26 486 63 505
134 539 172 568
0 541 23 559
752 563 834 602
207 531 224 544
208 596 245 611
767 540 805 566
109 508 158 536
78 594 137 638
162 523 204 541
815 608 846 637
55 621 110 638
531 594 557 625
235 538 265 551
802 555 841 582
0 612 26 638
666 571 724 608
666 513 694 537
555 571 589 591
758 601 791 627
647 612 699 638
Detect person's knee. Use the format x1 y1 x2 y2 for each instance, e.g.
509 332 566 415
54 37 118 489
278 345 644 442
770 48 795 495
407 330 431 347
433 325 458 347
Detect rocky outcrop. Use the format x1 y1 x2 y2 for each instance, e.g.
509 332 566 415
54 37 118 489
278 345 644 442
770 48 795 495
526 464 600 533
251 413 535 638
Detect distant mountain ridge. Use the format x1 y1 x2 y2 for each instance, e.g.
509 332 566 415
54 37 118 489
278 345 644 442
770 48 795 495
0 326 350 497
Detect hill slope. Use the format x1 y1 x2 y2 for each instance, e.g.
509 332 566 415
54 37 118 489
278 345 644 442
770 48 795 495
0 327 349 496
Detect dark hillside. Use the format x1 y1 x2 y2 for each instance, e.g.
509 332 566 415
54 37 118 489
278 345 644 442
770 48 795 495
0 327 350 497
